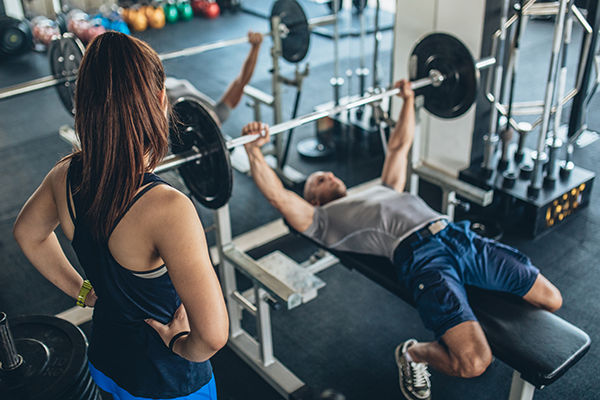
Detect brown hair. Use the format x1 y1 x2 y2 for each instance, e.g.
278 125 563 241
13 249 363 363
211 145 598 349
63 32 170 241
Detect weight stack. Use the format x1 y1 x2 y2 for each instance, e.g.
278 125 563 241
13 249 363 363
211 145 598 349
0 313 101 400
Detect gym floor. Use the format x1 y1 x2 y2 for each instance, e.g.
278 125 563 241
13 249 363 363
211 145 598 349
1 1 599 399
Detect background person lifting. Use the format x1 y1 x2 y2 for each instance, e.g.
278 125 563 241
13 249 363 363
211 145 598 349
165 30 264 126
12 32 229 400
240 79 563 400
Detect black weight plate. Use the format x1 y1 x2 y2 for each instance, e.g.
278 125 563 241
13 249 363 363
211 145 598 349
0 315 89 400
410 33 478 119
170 98 233 210
0 16 33 57
271 0 310 63
49 33 84 116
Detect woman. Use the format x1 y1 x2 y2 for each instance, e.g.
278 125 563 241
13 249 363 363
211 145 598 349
13 32 229 400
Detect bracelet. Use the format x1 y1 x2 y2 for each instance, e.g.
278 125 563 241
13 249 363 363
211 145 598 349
76 280 93 308
169 331 190 352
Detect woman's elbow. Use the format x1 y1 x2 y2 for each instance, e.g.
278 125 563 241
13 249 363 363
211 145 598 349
13 220 29 248
203 320 229 354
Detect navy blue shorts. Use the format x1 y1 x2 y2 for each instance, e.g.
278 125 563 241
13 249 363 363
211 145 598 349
393 220 540 341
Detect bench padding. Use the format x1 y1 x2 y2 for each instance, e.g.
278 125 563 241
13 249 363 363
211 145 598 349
292 232 591 388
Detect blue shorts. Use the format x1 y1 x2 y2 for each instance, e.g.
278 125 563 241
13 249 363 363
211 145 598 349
89 362 217 400
393 220 540 341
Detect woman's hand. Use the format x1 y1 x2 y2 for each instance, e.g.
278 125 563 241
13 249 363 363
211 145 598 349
84 288 98 307
145 303 191 353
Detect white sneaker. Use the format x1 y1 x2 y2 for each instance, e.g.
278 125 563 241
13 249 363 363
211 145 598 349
395 339 431 400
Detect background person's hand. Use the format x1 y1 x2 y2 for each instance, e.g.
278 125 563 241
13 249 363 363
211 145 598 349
248 30 263 47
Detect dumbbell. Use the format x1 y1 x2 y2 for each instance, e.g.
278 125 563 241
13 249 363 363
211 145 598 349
192 0 220 18
164 1 180 23
125 6 149 32
178 0 194 21
31 16 61 47
146 5 166 29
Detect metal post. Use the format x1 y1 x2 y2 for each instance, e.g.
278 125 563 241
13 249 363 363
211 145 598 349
356 0 369 110
508 371 536 400
255 287 275 367
567 0 600 141
214 206 243 337
270 15 285 170
372 0 381 90
442 190 457 221
483 0 511 175
529 0 569 196
330 0 344 105
546 4 574 187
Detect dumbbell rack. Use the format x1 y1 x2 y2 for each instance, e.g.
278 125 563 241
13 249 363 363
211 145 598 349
459 145 595 238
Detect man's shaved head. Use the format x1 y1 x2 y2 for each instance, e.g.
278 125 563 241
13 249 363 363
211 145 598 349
304 171 347 206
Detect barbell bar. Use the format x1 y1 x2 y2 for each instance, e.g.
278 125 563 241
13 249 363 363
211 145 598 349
158 14 336 62
155 82 429 173
0 74 75 100
155 54 496 175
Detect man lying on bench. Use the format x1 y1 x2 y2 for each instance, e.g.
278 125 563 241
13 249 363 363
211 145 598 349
240 80 563 400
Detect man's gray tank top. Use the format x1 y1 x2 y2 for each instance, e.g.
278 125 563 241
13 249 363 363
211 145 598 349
303 185 446 261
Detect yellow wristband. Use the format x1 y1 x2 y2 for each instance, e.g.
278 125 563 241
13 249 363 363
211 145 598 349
77 280 93 308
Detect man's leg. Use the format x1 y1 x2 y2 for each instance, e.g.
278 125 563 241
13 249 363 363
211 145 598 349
460 222 563 313
406 321 493 378
522 274 562 312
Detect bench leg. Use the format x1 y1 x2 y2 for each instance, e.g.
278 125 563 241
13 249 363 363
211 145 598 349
508 370 536 400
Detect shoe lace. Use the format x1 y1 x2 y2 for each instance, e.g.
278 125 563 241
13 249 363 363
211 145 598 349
411 362 430 389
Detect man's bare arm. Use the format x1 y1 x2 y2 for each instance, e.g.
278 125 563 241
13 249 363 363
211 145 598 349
243 123 315 232
219 31 263 109
381 80 415 192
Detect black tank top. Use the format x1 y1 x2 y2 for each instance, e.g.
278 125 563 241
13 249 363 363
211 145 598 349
67 163 212 398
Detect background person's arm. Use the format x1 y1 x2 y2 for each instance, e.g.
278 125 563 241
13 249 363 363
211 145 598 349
219 31 263 109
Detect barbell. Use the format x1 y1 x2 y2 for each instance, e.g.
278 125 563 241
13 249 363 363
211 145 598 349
0 0 332 117
149 32 495 209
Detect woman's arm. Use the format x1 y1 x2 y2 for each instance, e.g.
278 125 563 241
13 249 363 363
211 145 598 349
13 165 96 307
146 188 228 362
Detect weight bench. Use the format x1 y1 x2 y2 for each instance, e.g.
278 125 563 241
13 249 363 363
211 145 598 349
288 227 591 400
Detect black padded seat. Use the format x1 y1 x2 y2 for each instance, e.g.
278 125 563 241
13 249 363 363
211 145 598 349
289 229 591 389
